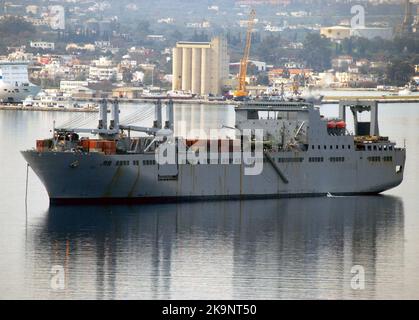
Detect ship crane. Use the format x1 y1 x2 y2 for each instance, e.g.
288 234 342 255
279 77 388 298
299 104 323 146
234 9 256 101
55 99 174 137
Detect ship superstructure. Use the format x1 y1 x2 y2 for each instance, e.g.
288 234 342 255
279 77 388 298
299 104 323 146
21 99 406 204
0 61 40 103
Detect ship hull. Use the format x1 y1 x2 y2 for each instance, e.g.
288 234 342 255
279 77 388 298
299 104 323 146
48 192 388 205
22 148 405 204
0 83 40 103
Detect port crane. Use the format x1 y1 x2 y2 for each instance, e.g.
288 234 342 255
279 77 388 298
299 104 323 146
234 9 256 100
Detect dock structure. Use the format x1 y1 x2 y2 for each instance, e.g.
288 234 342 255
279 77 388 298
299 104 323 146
322 96 419 104
0 104 98 112
339 99 379 136
1 95 418 113
235 99 312 109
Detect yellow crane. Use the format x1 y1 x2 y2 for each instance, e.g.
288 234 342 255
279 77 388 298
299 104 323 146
234 9 256 100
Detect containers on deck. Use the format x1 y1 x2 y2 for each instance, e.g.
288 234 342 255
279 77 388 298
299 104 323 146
36 138 117 155
36 139 53 152
82 139 116 155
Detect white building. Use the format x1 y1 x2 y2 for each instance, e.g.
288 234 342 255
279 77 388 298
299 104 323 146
186 21 211 29
132 71 145 83
60 80 89 92
321 26 394 41
249 60 267 72
146 35 166 42
30 41 55 50
320 26 352 41
26 5 39 15
208 6 219 12
157 18 174 24
265 24 282 32
66 43 96 52
89 66 118 81
89 57 118 81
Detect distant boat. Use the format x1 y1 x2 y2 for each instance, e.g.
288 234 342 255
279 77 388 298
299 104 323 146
399 87 412 96
23 91 97 110
377 85 397 92
299 91 324 105
141 91 166 99
167 90 194 99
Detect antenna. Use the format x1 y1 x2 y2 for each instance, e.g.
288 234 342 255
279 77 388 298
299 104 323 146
165 99 174 130
109 99 120 131
98 99 108 130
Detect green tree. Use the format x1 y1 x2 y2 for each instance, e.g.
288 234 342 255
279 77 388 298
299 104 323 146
256 34 282 64
137 20 151 34
300 34 332 71
386 60 415 86
257 73 270 86
134 20 152 40
0 16 35 35
0 16 36 53
122 69 133 83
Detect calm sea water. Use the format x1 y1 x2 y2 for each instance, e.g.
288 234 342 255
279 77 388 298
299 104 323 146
0 102 418 299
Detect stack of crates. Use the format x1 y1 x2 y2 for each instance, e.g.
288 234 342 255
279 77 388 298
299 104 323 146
81 139 116 155
36 139 53 152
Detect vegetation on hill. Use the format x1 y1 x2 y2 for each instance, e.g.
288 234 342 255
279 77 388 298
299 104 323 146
0 16 36 53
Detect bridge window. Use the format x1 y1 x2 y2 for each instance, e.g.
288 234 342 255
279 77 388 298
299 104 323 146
383 156 393 162
367 156 381 162
329 157 345 162
116 160 130 166
278 157 304 163
143 160 156 166
309 157 324 163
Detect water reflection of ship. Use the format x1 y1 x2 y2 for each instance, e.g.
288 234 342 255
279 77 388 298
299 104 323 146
28 196 404 299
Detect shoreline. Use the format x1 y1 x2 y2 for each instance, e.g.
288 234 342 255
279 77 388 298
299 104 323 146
321 95 419 104
0 105 98 112
1 95 418 112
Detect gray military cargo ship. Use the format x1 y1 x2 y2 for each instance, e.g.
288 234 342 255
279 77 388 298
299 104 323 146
21 99 406 204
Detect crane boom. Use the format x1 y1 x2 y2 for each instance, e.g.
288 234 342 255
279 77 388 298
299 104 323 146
234 9 256 100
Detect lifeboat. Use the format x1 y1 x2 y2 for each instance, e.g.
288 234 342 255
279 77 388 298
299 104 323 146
327 121 337 129
336 121 346 129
